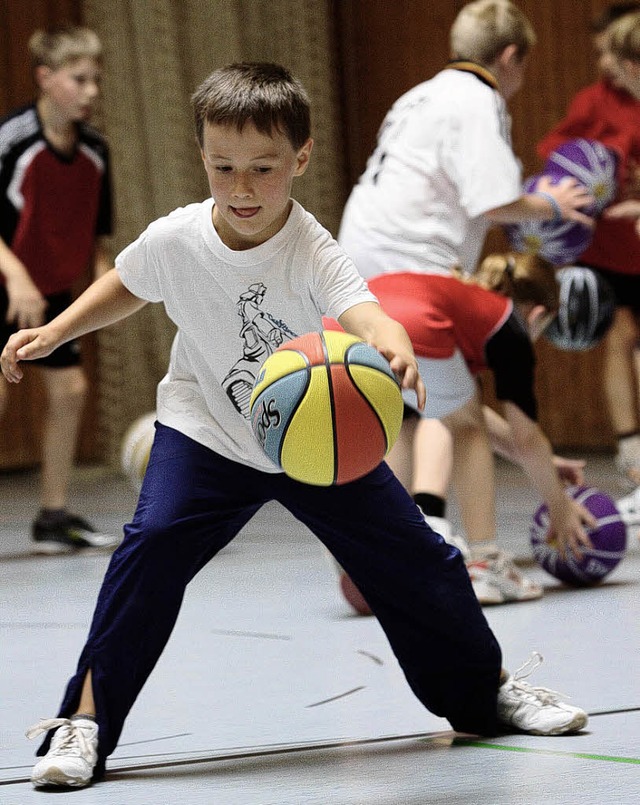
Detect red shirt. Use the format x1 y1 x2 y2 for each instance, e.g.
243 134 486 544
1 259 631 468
366 272 511 375
538 80 640 275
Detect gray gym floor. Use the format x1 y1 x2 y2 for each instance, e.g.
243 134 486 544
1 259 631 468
1 454 639 804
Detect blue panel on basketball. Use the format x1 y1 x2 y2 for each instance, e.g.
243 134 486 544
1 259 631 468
530 486 627 586
346 341 396 379
250 370 310 468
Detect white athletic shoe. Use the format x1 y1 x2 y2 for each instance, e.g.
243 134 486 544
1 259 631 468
497 653 589 735
616 486 640 527
615 436 640 487
466 549 543 605
422 514 471 561
27 716 98 789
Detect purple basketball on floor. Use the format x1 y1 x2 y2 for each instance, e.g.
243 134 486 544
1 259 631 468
504 175 593 266
530 486 627 586
544 138 618 215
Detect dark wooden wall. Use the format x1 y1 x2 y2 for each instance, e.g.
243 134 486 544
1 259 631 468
335 0 617 449
0 0 101 468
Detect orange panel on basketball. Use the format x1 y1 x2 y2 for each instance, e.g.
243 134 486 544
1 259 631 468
331 366 387 485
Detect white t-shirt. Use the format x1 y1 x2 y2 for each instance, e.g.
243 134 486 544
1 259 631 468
338 69 522 277
116 198 377 472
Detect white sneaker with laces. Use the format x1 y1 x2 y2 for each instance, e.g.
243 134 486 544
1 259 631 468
27 716 98 788
466 548 543 605
497 653 588 735
616 486 640 527
422 514 471 561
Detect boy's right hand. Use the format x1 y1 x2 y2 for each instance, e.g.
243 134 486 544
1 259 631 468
1 326 59 382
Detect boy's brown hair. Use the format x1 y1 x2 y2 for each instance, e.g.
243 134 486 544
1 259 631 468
28 25 102 70
191 62 311 150
450 0 536 64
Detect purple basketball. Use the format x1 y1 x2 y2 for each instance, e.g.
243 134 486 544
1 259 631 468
530 486 627 586
544 138 618 216
505 175 593 266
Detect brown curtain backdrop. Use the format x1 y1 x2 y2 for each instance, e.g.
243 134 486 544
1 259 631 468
82 0 347 465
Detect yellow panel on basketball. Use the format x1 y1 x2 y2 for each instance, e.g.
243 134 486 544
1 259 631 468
280 366 335 485
348 364 403 450
250 349 309 404
323 329 361 362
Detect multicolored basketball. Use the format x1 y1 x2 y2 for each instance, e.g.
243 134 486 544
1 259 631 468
121 412 156 491
530 486 627 586
249 330 403 486
543 138 618 216
505 175 593 266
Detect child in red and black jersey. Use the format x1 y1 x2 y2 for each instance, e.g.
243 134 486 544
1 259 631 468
0 25 119 554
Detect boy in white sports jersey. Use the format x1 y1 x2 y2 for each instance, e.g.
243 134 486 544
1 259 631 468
338 0 595 605
2 62 588 790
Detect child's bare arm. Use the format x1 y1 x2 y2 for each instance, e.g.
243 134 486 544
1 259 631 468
1 268 146 382
502 401 595 558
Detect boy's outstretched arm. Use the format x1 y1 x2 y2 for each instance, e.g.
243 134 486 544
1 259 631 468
1 268 146 383
338 301 426 410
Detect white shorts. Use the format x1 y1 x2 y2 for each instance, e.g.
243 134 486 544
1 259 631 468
403 350 476 420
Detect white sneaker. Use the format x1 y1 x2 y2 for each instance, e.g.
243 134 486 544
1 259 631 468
422 514 471 561
615 436 640 487
466 549 543 605
497 653 588 735
616 486 640 526
27 716 98 788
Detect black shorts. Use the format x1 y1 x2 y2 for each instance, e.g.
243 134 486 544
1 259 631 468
0 287 82 368
585 266 640 315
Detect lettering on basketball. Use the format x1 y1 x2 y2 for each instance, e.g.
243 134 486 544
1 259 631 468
253 397 281 445
583 558 608 578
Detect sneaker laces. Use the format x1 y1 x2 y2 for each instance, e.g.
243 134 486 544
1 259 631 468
26 718 94 756
506 652 569 705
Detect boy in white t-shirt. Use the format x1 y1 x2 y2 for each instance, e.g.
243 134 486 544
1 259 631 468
338 0 595 605
1 62 588 790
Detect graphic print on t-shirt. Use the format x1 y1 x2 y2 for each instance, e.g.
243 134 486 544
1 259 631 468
222 282 297 417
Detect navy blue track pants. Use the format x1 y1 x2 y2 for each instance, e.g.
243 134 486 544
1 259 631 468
38 423 502 778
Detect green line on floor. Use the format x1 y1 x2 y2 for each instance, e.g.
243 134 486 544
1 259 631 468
456 740 640 765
